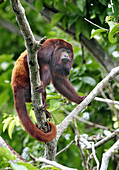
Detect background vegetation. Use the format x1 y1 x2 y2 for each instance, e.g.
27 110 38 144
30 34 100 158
0 0 119 169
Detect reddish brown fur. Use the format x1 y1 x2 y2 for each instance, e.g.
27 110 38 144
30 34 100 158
11 39 86 143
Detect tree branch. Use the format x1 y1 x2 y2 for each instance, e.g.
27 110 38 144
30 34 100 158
0 136 26 162
0 16 22 36
0 15 42 41
94 97 119 105
9 0 48 132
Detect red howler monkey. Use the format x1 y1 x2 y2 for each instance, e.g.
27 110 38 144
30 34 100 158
11 39 86 143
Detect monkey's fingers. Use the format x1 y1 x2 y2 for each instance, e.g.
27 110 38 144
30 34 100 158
35 84 44 93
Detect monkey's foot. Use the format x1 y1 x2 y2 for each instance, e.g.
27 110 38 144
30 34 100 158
45 110 52 119
35 84 44 93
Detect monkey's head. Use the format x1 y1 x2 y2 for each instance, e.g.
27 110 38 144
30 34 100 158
38 39 74 76
51 39 74 77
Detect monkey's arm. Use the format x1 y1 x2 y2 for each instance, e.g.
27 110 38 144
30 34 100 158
52 76 86 104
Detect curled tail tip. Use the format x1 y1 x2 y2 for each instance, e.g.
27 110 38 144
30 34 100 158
46 122 57 143
42 122 57 143
33 121 57 143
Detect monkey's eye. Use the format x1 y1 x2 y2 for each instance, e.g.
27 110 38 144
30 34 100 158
59 48 71 54
66 49 72 54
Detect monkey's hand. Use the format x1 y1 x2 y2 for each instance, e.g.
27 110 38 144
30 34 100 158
80 95 92 106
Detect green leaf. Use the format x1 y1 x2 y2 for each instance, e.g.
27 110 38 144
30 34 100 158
105 16 115 31
3 117 13 132
10 162 39 170
76 17 91 39
76 0 86 12
108 23 119 43
0 54 13 63
108 21 115 31
48 99 61 112
53 112 65 124
75 21 80 40
66 1 79 13
47 93 61 100
82 76 96 86
10 162 28 170
90 29 107 39
113 121 119 129
8 119 16 139
14 116 20 126
99 0 107 6
68 15 79 29
44 0 53 7
51 13 64 26
62 16 67 30
35 0 43 12
0 147 15 161
17 162 39 170
54 0 66 12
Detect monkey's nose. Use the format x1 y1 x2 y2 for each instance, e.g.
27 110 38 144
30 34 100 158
61 55 70 63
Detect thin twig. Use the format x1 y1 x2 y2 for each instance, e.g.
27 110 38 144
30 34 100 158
87 129 119 150
100 88 119 120
91 142 99 170
110 0 114 13
74 119 89 170
94 97 119 105
87 153 94 170
106 83 119 120
62 108 115 132
100 139 119 170
76 116 115 132
29 154 77 170
56 140 75 157
84 18 108 31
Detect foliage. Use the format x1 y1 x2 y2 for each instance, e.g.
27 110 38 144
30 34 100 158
91 16 119 43
0 147 15 169
0 0 119 169
0 147 39 170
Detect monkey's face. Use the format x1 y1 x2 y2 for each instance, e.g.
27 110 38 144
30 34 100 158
51 47 73 76
60 48 71 64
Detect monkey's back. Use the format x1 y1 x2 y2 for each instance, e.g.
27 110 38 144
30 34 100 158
11 50 29 89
